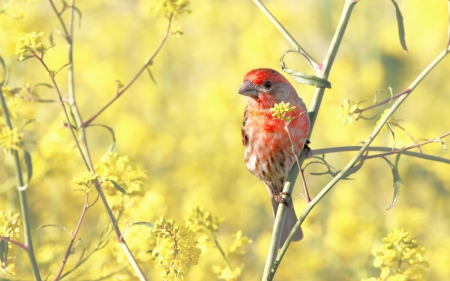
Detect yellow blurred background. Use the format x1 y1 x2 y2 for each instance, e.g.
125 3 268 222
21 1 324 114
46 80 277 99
1 0 449 280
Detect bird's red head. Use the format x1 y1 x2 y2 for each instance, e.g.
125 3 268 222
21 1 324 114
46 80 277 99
243 68 289 86
238 68 296 102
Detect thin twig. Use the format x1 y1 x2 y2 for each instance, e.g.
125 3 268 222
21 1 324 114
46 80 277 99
252 0 320 72
357 89 410 113
0 236 28 251
82 16 173 128
53 192 90 281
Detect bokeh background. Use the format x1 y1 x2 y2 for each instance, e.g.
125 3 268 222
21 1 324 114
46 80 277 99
1 0 449 280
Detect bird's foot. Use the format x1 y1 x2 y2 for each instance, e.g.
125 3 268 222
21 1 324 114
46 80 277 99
274 191 290 205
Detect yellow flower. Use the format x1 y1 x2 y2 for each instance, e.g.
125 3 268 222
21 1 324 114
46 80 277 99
73 171 98 192
270 101 296 123
0 127 23 153
96 152 147 197
152 217 201 280
0 210 23 275
375 108 395 132
337 99 363 125
364 229 428 281
185 206 224 234
15 32 47 61
228 230 252 255
217 266 242 281
151 0 191 18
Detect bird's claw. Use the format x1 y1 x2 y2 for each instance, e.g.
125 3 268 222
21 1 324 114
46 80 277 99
274 192 290 205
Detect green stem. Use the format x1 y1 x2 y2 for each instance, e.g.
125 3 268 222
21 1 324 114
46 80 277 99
262 1 358 280
0 88 42 281
252 0 320 72
44 3 148 279
82 16 173 128
212 232 232 269
270 43 450 279
311 145 450 164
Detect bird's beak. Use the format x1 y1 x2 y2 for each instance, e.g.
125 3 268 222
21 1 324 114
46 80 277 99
238 81 258 98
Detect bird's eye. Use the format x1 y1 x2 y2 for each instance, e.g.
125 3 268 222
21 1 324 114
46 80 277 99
263 81 273 89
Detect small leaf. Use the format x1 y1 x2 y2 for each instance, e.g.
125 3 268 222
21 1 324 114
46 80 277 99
374 89 383 103
121 222 154 240
54 62 71 76
73 5 83 28
23 149 33 182
280 50 331 88
386 122 396 150
87 124 116 153
388 87 394 103
147 67 157 86
0 239 8 267
382 156 404 210
49 31 55 47
38 224 72 237
105 179 126 195
391 0 408 51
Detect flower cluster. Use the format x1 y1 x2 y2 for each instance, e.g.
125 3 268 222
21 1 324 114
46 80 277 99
215 266 242 281
0 127 23 153
270 101 296 123
0 210 23 275
96 152 147 197
228 230 252 255
185 207 251 280
337 99 364 125
152 217 201 280
363 229 429 281
185 206 223 234
151 0 190 18
15 32 48 61
375 108 396 132
73 171 98 192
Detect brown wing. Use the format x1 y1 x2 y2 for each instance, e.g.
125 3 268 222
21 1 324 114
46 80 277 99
241 105 249 147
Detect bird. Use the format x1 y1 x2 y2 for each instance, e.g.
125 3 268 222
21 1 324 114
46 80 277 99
239 68 310 247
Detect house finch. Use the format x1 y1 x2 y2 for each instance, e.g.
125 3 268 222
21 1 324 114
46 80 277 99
239 68 310 246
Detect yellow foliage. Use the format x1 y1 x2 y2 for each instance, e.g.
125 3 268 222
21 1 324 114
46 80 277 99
0 0 449 280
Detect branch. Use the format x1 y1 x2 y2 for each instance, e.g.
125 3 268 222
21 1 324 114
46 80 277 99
271 41 450 279
0 237 28 251
53 192 90 280
311 145 450 165
263 1 358 279
82 16 173 127
253 0 320 72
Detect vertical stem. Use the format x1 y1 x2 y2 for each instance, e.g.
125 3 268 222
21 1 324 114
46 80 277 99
262 1 358 280
0 88 42 281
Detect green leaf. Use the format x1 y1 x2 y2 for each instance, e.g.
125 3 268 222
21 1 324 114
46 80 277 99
23 149 33 182
38 224 72 238
48 31 55 47
73 5 83 28
280 50 331 88
390 0 408 51
0 239 8 267
87 124 116 153
54 62 72 76
147 67 157 86
105 179 126 195
386 122 395 149
121 222 154 240
382 156 404 210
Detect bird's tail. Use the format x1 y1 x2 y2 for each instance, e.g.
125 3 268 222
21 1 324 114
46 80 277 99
271 198 303 248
